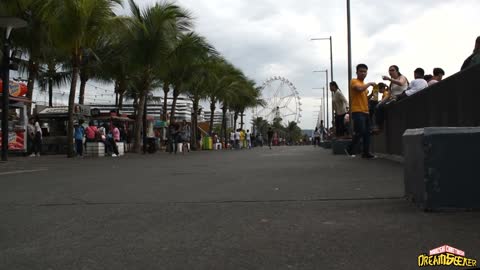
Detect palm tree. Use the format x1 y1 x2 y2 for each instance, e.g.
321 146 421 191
231 80 263 130
92 22 131 109
41 0 122 157
184 60 210 150
166 32 215 124
124 0 192 152
243 86 265 129
37 54 71 107
6 0 50 116
204 58 241 135
251 117 269 138
285 121 302 144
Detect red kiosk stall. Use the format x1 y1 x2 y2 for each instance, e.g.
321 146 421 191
0 79 30 154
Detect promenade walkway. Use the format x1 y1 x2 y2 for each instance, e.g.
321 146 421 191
1 146 479 269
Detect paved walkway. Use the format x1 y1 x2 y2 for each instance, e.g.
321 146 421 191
1 146 479 269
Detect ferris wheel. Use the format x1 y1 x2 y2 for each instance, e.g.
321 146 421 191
253 76 302 125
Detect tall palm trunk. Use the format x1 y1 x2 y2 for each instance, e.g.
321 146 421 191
192 97 199 150
26 59 38 117
221 105 227 144
79 69 88 104
233 111 239 131
119 91 124 109
48 78 53 107
208 97 215 135
169 85 181 124
47 62 55 107
114 81 119 106
133 93 146 153
117 79 126 110
240 110 245 130
162 82 169 121
67 53 80 158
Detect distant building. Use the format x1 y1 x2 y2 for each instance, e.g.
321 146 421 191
204 111 234 129
88 95 198 122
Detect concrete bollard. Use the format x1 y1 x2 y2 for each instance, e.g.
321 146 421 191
403 127 480 211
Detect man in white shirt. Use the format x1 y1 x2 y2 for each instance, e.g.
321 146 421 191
404 68 429 97
229 131 235 150
427 67 445 86
234 129 240 149
246 130 252 149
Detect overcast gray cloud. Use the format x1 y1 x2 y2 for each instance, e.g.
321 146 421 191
34 0 480 129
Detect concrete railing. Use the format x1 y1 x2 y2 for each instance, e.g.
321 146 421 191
373 64 480 157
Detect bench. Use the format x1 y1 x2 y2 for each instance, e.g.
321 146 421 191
85 142 105 157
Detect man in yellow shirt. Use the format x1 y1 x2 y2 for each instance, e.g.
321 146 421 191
346 64 376 159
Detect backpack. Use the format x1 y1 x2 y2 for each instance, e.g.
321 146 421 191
86 126 96 140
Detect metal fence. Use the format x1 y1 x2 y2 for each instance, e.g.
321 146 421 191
373 64 480 156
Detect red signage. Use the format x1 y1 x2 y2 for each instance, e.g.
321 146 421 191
0 80 28 97
0 131 26 151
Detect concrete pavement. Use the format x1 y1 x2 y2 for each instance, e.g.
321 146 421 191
1 146 479 270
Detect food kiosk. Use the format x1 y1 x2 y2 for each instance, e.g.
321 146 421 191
0 80 30 154
35 104 91 154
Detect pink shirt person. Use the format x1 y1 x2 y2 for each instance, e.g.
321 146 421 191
112 127 121 142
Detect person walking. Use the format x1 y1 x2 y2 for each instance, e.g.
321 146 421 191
229 131 235 150
167 122 177 154
267 127 274 149
74 120 85 156
27 119 35 157
319 120 327 142
345 64 376 159
234 129 240 150
107 124 120 157
313 127 320 147
33 120 42 157
246 129 252 149
330 81 349 138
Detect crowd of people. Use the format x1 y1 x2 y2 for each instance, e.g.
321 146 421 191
325 36 480 158
167 120 191 154
26 118 43 157
227 128 253 150
326 64 446 158
81 120 123 157
208 126 279 150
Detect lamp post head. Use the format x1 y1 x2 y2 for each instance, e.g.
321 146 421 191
0 17 28 39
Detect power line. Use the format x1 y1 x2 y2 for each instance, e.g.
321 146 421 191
86 82 115 93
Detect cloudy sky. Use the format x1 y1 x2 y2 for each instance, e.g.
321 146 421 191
33 0 480 129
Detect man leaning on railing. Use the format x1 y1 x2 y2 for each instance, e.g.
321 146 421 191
461 36 480 71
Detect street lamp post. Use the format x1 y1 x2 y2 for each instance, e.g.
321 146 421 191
346 0 353 124
142 93 154 154
142 97 148 154
310 36 333 82
313 70 329 129
1 17 27 162
311 36 335 130
312 88 325 125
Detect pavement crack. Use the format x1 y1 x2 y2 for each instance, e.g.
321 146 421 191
22 196 407 208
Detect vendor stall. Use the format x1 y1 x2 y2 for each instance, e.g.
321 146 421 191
35 105 90 154
0 80 30 154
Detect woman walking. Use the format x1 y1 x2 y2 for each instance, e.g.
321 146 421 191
32 120 42 157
